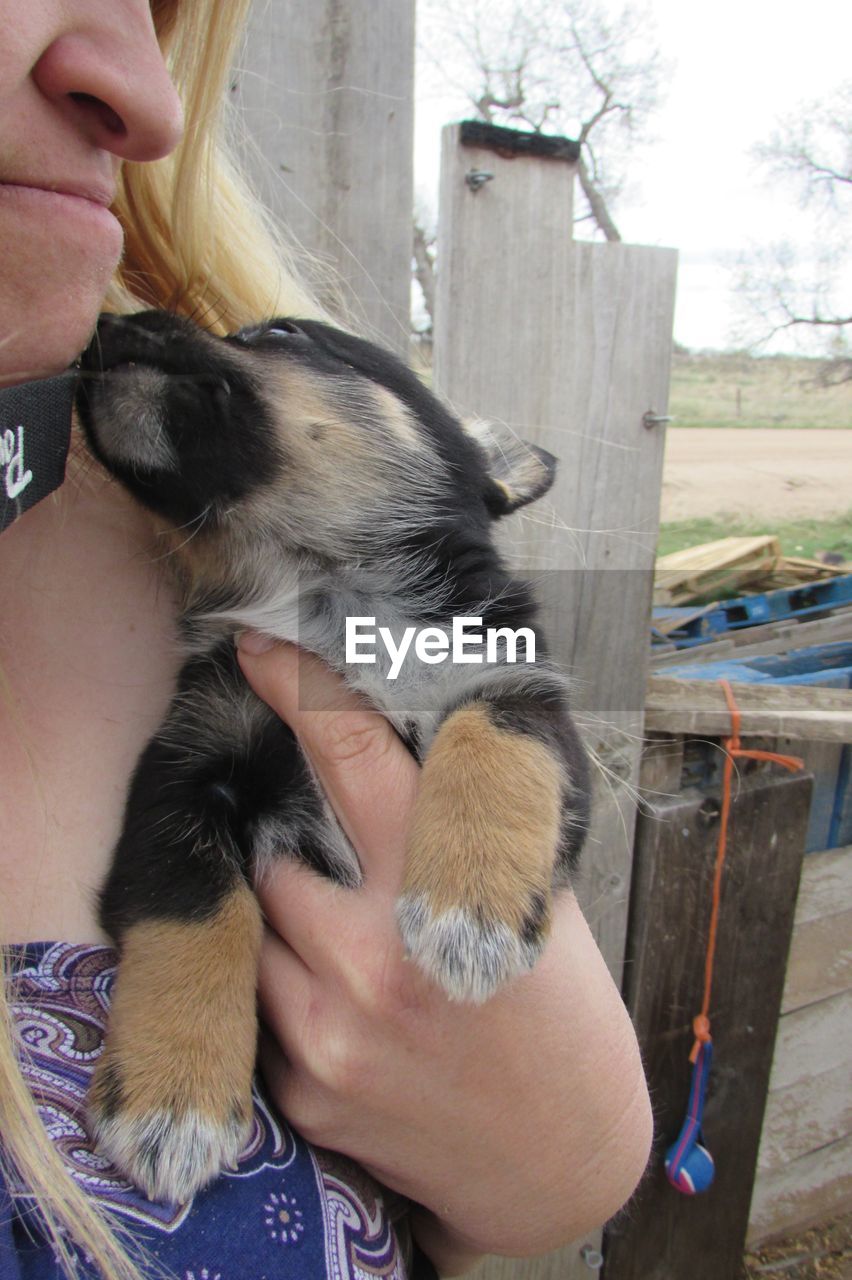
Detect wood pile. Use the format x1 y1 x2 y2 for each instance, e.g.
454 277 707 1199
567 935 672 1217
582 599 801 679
655 536 848 607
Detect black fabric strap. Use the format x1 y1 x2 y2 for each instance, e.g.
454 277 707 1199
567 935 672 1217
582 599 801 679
409 1240 441 1280
0 371 77 532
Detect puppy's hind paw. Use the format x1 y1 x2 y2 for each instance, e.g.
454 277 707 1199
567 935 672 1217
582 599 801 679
396 892 548 1003
87 1068 251 1204
86 891 262 1203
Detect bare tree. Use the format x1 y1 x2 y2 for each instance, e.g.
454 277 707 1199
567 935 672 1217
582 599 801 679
417 0 665 251
736 81 851 381
412 221 436 326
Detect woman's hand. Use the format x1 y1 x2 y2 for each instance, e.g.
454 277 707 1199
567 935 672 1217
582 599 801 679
237 637 652 1274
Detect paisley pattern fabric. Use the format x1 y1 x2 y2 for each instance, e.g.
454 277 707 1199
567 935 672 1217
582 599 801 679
1 942 409 1280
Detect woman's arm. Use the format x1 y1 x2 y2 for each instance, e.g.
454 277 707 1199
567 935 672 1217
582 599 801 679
237 637 652 1273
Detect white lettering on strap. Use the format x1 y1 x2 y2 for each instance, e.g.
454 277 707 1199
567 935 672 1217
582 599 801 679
2 426 33 500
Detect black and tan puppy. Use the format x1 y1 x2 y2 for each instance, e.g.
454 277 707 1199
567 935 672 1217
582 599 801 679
76 311 590 1203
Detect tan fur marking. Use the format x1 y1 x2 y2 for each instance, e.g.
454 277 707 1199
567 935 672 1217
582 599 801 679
264 365 388 494
405 703 563 931
157 519 248 607
369 383 427 452
89 884 262 1126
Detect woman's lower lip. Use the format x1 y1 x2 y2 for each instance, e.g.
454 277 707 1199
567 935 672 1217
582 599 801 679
0 182 123 250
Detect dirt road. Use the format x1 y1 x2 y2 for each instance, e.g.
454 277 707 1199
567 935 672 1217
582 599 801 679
661 428 852 523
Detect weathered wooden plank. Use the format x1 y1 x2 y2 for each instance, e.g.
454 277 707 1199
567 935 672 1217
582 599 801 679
656 536 781 573
790 845 852 924
777 555 851 579
652 636 739 665
781 907 852 1012
646 676 852 741
776 739 845 853
235 0 416 354
433 124 576 421
830 746 852 847
433 120 677 1280
468 1242 605 1280
552 238 674 1280
653 603 717 638
603 769 812 1280
748 1132 852 1246
650 604 852 668
757 1062 852 1173
750 849 852 1230
767 989 852 1092
434 124 678 977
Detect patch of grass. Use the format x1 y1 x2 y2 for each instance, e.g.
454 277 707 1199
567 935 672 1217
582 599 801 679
657 512 852 561
669 352 852 429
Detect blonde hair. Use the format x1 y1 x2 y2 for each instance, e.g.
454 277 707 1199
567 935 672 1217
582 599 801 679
1 2 333 1276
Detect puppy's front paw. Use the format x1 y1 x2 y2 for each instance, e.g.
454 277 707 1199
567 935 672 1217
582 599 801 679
89 891 262 1203
399 702 562 1002
397 890 549 1003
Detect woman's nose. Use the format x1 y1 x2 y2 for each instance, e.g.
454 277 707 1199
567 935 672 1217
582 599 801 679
31 5 184 164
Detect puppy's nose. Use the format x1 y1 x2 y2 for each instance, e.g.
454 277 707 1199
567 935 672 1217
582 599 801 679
80 313 162 373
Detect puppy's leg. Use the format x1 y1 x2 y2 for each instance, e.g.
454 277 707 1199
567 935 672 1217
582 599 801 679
398 688 588 1002
89 880 262 1204
87 646 297 1203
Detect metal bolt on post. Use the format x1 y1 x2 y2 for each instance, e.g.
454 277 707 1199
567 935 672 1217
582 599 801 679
580 1244 604 1270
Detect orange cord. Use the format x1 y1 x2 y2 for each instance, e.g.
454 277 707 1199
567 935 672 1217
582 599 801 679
688 679 803 1063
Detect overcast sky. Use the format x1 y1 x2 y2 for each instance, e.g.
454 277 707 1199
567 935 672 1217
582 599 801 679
413 0 851 353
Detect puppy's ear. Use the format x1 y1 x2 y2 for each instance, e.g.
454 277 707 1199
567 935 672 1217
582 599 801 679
462 418 558 517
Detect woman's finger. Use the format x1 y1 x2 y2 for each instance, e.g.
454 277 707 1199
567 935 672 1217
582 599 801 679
236 637 420 893
256 924 319 1065
253 851 402 979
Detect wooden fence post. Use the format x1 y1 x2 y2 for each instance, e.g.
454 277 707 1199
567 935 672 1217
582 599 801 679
603 764 812 1279
433 121 678 1280
234 0 416 356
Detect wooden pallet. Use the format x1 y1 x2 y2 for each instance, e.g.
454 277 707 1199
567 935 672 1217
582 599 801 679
654 575 852 651
655 537 849 609
655 535 781 607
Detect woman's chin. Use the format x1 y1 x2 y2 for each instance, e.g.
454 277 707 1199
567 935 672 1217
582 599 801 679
1 332 93 385
0 284 116 385
0 204 124 384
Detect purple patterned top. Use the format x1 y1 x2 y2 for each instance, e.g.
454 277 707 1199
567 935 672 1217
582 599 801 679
1 942 410 1280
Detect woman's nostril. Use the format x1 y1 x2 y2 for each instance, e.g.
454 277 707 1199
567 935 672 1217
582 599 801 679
69 92 126 137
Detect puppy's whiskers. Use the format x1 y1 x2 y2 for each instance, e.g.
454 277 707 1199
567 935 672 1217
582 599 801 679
151 505 212 563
